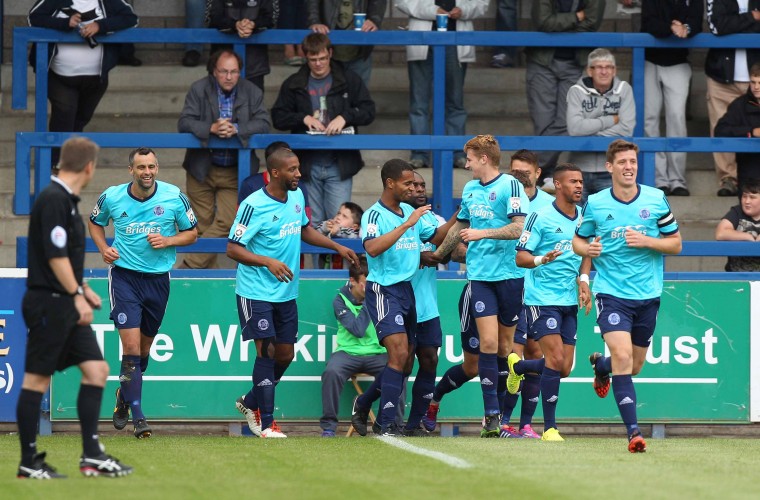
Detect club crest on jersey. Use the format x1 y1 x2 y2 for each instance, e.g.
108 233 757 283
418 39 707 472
258 319 269 330
91 206 100 218
489 191 496 201
639 209 650 219
608 313 620 326
546 317 558 330
234 223 247 238
475 301 485 313
395 314 404 325
518 231 530 245
509 197 521 210
365 223 378 236
295 204 302 214
154 205 164 216
469 337 480 349
117 313 127 325
186 209 196 224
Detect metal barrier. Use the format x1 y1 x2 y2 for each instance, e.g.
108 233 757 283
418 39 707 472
11 28 760 218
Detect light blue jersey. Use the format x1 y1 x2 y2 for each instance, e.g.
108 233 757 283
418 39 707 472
458 173 529 281
361 201 438 286
90 181 196 273
517 202 581 306
529 188 555 214
411 211 445 322
576 185 679 300
229 188 309 302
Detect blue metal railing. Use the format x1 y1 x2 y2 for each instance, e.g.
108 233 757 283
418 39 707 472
11 28 760 219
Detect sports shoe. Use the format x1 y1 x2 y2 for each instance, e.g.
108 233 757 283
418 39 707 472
717 178 738 197
320 429 336 437
235 395 262 437
133 418 152 439
628 430 647 453
421 402 439 432
480 414 500 438
80 453 134 477
17 452 66 479
401 426 429 437
519 424 541 439
490 53 515 68
499 424 521 438
261 426 287 438
589 352 611 398
371 421 382 435
350 396 370 436
541 427 564 442
506 353 524 395
380 424 400 437
112 388 129 430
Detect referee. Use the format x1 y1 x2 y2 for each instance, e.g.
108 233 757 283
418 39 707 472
16 137 132 479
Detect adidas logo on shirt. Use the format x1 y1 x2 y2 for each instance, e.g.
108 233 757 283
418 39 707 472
257 379 273 387
383 401 395 410
481 378 494 386
273 215 279 222
119 212 128 218
618 396 634 405
555 227 563 233
606 214 615 221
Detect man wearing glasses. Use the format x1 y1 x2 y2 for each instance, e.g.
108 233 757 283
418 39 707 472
178 49 271 269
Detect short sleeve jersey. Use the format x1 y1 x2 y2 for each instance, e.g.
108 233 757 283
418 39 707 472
517 202 581 306
575 185 679 300
228 187 310 302
90 181 197 274
411 212 445 322
361 200 438 286
26 177 85 293
458 173 529 281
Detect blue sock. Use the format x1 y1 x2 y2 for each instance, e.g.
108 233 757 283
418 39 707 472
595 356 612 376
406 369 436 430
140 356 149 373
497 356 508 402
540 368 561 431
274 362 288 385
479 352 500 416
515 358 545 375
611 374 639 436
519 373 541 429
120 355 145 422
357 371 383 409
379 367 404 429
252 357 276 430
244 361 288 411
501 390 519 425
433 364 471 402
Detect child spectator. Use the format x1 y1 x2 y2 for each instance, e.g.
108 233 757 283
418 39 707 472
715 178 760 272
314 202 363 269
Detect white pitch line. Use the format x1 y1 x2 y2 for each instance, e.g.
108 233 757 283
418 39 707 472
376 435 473 469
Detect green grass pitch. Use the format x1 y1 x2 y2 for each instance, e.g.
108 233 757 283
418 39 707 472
2 434 759 499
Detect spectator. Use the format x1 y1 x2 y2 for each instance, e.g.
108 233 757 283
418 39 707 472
314 201 363 269
396 0 488 170
706 0 760 197
177 48 271 269
209 0 274 92
567 48 636 200
271 33 375 236
319 258 391 437
524 0 604 191
182 0 209 67
307 0 386 86
491 0 518 68
27 0 138 165
642 0 702 197
715 178 760 271
279 0 307 66
715 63 760 191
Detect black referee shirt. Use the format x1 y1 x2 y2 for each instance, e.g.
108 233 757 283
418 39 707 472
26 177 86 294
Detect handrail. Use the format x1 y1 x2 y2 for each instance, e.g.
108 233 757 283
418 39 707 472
14 236 759 268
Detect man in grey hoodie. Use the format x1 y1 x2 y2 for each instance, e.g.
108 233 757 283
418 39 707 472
566 48 636 200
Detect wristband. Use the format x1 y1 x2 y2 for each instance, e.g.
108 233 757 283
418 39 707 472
579 274 590 285
534 255 544 267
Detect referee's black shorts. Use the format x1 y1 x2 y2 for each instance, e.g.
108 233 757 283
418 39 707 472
22 289 104 376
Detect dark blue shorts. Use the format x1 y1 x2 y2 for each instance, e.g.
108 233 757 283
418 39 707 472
415 316 442 348
459 282 481 355
237 296 298 344
108 266 170 337
469 278 524 326
513 306 529 346
526 305 579 346
365 281 417 343
594 293 660 348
